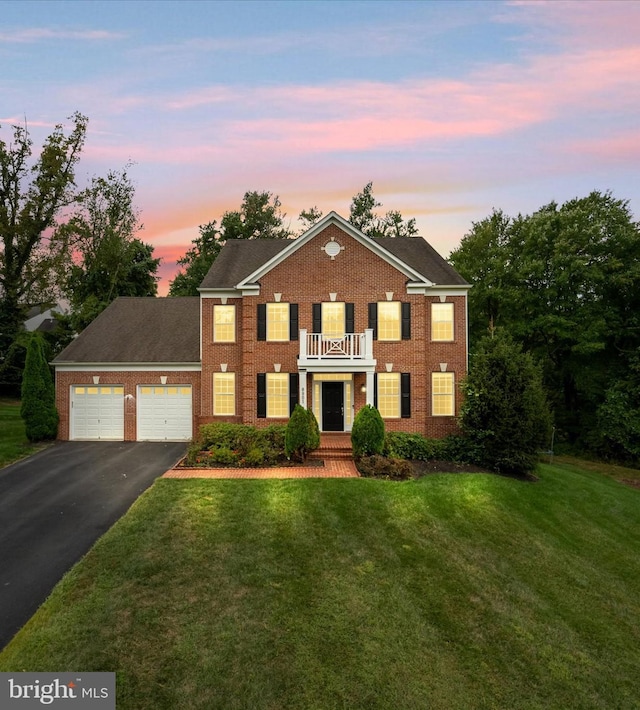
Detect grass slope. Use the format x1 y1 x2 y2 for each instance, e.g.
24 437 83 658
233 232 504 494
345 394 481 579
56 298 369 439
1 464 639 710
0 400 42 467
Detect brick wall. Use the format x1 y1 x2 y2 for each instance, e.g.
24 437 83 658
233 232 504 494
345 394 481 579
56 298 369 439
200 224 467 438
56 370 201 441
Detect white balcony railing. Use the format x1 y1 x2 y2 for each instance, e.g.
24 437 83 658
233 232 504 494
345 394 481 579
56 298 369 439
299 329 374 363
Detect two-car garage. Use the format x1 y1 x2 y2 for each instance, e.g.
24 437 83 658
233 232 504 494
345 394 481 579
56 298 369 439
70 385 193 442
53 297 202 442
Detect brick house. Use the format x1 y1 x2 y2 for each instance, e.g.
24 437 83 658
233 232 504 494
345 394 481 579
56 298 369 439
54 212 469 441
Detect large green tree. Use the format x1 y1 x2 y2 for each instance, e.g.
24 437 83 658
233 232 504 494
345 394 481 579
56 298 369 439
451 191 640 449
0 113 87 380
62 168 159 332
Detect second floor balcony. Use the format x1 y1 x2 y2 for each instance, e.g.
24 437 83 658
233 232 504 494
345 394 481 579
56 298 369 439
298 329 376 370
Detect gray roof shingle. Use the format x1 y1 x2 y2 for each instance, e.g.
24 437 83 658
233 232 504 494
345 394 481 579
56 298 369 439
199 239 291 289
373 237 468 285
200 235 467 288
53 297 200 364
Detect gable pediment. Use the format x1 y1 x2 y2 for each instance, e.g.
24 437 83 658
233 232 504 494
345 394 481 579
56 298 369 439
235 212 433 290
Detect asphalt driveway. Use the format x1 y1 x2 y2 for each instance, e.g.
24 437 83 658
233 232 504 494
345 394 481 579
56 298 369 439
0 441 186 649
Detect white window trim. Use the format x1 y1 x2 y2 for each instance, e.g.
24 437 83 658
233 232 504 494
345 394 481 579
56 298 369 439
377 372 401 419
213 372 236 416
377 301 401 342
213 304 236 343
266 302 290 342
432 372 455 416
266 372 289 418
431 302 454 342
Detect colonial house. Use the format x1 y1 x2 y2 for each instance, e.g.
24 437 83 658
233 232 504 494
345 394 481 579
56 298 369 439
53 212 469 441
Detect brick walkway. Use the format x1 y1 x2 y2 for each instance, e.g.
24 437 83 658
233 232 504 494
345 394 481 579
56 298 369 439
163 459 358 479
163 434 359 479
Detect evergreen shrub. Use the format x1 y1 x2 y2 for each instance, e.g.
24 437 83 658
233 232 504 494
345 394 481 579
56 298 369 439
285 404 311 462
460 331 552 475
20 333 58 441
186 422 287 466
357 455 414 480
351 405 385 457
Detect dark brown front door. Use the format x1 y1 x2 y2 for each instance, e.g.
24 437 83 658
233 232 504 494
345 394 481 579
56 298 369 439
322 382 344 431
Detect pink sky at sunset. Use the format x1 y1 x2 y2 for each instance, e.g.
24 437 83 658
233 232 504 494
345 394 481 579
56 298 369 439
1 0 638 294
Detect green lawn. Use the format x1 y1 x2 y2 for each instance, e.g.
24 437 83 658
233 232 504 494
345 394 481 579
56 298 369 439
1 462 639 709
0 399 43 467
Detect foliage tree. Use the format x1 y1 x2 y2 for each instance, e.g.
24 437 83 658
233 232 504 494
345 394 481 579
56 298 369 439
20 332 58 441
296 206 324 235
351 404 386 457
450 191 640 449
220 190 291 240
168 221 223 297
170 191 292 296
460 330 552 476
349 182 418 238
61 169 159 331
0 113 87 384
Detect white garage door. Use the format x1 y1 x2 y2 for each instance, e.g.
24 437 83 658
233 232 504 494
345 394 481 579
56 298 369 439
71 385 124 440
137 386 193 441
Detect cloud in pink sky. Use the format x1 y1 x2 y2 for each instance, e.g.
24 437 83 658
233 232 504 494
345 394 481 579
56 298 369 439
1 0 638 295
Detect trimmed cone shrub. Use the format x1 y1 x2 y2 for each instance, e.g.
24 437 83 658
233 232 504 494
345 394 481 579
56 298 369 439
285 404 311 462
351 404 385 458
20 332 58 441
307 408 321 452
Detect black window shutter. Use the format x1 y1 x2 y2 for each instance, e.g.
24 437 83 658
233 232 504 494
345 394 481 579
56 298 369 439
345 303 355 334
289 373 299 415
257 374 266 418
401 373 411 418
401 302 411 340
257 304 267 341
368 303 378 340
289 304 299 341
312 303 322 333
373 373 378 409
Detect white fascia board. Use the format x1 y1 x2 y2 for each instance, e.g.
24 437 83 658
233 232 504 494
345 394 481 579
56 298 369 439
408 284 471 296
236 211 433 288
198 289 241 299
54 363 202 372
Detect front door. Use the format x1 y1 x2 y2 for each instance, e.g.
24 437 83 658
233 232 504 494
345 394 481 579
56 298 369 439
322 382 344 431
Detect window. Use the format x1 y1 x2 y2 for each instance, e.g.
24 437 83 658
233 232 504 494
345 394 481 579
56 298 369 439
213 305 235 342
432 303 454 341
369 302 410 340
213 373 235 415
377 302 401 341
321 302 345 338
432 372 455 416
267 303 289 342
378 373 400 418
267 373 289 418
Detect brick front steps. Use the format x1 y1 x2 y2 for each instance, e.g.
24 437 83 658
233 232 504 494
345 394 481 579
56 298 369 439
309 433 353 461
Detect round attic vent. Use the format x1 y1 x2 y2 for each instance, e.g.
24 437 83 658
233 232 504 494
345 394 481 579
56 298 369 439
323 239 343 259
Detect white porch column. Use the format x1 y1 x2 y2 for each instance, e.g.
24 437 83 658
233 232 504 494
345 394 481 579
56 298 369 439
299 371 307 409
299 328 307 360
364 329 374 359
366 370 375 407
